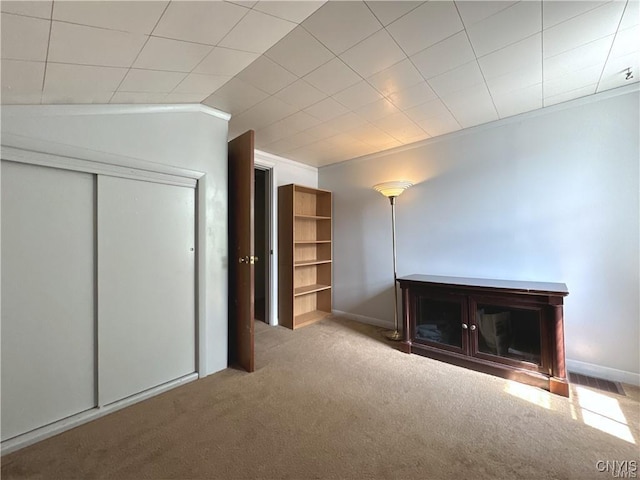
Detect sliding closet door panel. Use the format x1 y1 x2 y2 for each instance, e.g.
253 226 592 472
1 161 96 441
98 176 195 405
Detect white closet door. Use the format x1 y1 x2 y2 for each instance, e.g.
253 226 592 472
1 161 96 441
98 176 195 405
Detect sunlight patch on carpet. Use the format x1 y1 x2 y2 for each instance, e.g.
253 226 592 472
504 382 551 409
575 386 636 444
504 382 636 444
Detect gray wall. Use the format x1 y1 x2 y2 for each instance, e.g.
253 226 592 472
319 86 639 384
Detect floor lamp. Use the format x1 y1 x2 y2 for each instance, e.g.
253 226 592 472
373 181 413 341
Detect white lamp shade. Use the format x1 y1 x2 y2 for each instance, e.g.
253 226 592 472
373 181 413 198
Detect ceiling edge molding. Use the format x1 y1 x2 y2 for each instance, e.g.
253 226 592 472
320 82 640 170
1 103 232 121
1 133 205 180
255 149 318 172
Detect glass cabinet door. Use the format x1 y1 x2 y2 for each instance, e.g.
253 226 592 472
413 293 465 353
472 298 547 372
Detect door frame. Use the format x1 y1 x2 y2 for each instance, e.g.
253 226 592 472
254 154 277 326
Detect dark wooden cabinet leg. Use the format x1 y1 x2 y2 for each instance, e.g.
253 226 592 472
551 304 569 396
400 286 411 354
550 377 570 397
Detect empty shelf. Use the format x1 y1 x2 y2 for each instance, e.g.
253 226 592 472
294 310 331 328
294 259 332 266
294 284 331 296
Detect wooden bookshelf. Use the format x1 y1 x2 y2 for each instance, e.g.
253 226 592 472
278 184 332 329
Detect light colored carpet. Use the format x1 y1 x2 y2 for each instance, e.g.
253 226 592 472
2 316 639 479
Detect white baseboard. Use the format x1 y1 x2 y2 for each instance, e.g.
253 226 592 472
566 359 639 386
1 373 198 455
332 310 394 329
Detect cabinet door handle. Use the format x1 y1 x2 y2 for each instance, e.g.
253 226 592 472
462 323 468 330
470 324 476 331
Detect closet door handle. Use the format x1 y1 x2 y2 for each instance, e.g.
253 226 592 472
470 324 476 331
462 323 468 330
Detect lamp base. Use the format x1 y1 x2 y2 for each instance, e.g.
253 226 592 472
383 329 403 342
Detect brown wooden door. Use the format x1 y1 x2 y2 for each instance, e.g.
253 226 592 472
228 130 255 372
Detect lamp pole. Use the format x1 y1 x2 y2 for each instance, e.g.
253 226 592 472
387 195 402 341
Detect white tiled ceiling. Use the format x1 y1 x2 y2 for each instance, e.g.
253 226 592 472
1 0 639 167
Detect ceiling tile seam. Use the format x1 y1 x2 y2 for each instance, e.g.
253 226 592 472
406 28 469 76
138 1 213 98
40 3 55 97
203 50 255 80
330 82 380 111
195 25 312 100
344 31 433 138
155 71 191 96
107 34 153 104
213 5 260 52
542 27 624 60
246 4 317 25
386 29 460 118
165 75 220 98
541 0 547 105
185 65 236 102
594 0 631 94
298 22 329 52
124 65 201 75
453 0 515 29
374 115 422 145
476 30 542 64
277 30 373 113
146 0 172 38
362 0 386 26
336 24 504 101
544 83 599 105
455 1 515 121
361 1 388 31
0 9 51 21
540 4 627 60
306 57 364 92
367 0 427 27
262 41 335 83
297 126 340 147
45 17 150 36
257 54 333 97
145 0 171 43
237 74 294 101
146 33 255 50
100 1 171 104
233 96 294 129
541 0 617 31
39 60 149 71
216 79 276 117
297 14 379 59
374 11 462 136
467 29 544 60
1 11 48 22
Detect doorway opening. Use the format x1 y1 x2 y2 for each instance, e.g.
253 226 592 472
254 167 270 324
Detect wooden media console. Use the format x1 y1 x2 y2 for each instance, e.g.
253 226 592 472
397 274 569 397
